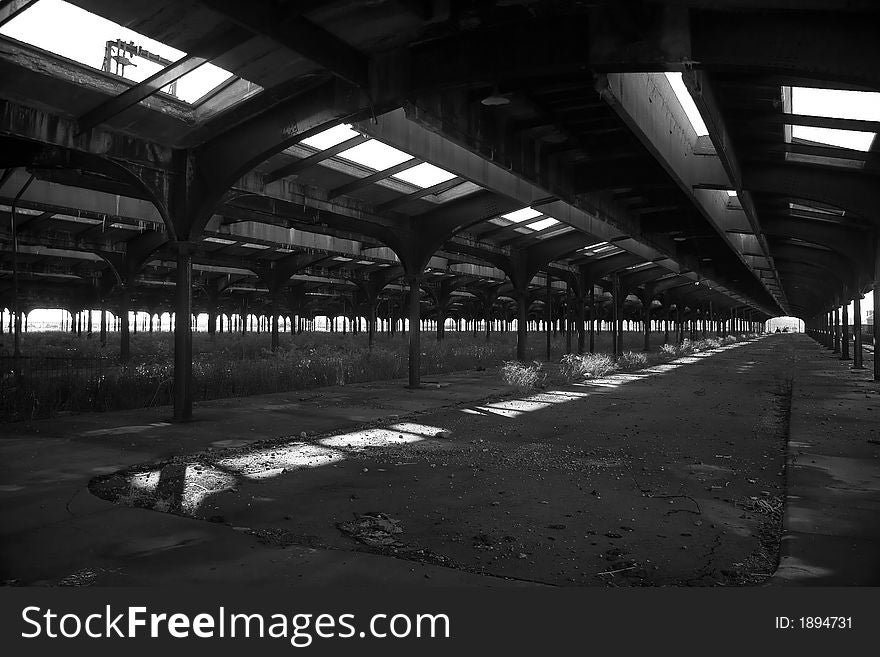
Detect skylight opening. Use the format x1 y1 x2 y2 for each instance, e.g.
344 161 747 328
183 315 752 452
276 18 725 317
301 124 361 150
726 190 738 197
525 217 559 232
501 207 543 223
792 87 880 122
391 163 457 188
338 139 412 170
535 226 574 240
790 86 880 152
578 242 618 257
789 202 845 216
1 0 237 103
433 180 482 203
784 152 865 169
793 127 875 151
665 73 709 137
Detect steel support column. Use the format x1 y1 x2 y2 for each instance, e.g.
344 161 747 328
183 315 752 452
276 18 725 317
875 240 880 381
100 306 107 346
589 286 595 354
874 283 880 381
407 277 422 388
612 273 621 358
368 299 377 350
119 289 131 363
565 285 573 356
545 273 552 362
677 306 684 345
516 289 528 362
270 296 280 352
576 291 585 355
173 245 194 421
853 294 864 370
833 307 840 353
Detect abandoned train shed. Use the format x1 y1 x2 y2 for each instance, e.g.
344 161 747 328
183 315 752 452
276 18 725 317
1 0 879 589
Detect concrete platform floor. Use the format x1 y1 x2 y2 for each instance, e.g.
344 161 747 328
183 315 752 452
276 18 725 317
773 336 880 585
1 334 877 587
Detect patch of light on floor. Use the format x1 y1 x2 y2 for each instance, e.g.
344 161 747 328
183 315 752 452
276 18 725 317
387 422 450 438
180 465 237 513
318 428 425 451
607 373 652 383
539 390 591 399
128 470 160 492
524 392 589 404
216 443 343 480
472 405 522 418
486 399 553 413
460 340 761 418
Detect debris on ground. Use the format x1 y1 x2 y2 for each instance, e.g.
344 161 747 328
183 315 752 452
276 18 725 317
57 567 118 587
338 512 404 547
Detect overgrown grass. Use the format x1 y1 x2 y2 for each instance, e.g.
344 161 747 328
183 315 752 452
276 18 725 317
0 330 758 421
0 331 558 421
501 361 547 391
617 351 649 370
560 353 616 382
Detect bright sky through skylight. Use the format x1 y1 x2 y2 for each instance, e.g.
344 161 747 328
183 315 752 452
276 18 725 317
792 87 880 121
791 87 880 151
1 0 233 103
665 73 709 137
338 140 412 170
502 208 543 223
526 217 559 232
392 162 457 188
301 124 361 150
792 127 875 151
